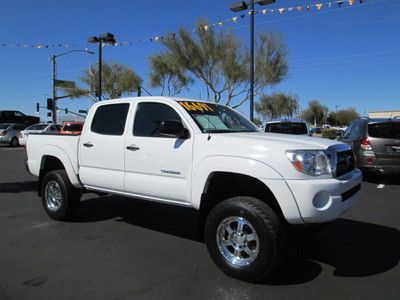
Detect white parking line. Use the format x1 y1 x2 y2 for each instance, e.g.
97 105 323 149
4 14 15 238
377 184 385 189
0 147 24 151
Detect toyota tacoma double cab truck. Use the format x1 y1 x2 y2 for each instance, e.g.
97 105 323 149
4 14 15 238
26 97 362 282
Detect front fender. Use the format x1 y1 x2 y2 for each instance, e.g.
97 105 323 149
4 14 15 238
191 155 303 223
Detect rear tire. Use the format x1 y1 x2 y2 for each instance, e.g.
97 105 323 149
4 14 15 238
205 196 286 282
41 170 81 220
10 137 19 147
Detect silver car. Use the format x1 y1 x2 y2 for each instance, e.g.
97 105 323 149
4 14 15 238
18 123 61 146
0 123 27 146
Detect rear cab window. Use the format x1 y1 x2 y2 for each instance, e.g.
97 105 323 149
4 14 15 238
265 122 308 135
91 103 130 135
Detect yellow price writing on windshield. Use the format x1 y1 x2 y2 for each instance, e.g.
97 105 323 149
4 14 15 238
179 101 214 112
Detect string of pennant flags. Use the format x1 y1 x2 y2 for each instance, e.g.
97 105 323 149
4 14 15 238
1 0 372 49
192 0 368 34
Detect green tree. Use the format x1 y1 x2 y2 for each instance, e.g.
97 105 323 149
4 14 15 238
62 62 142 101
149 20 288 108
327 108 359 126
252 117 263 128
255 93 300 120
301 100 329 126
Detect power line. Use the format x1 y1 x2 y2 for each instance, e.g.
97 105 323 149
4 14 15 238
0 68 87 79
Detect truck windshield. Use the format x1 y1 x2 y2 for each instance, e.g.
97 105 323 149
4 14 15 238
265 122 308 135
178 101 258 133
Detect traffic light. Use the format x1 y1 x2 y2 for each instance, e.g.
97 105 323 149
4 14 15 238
36 103 40 112
47 112 52 117
47 98 53 110
65 108 68 114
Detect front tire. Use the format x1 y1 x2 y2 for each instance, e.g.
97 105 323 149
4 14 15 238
205 197 286 282
41 170 81 220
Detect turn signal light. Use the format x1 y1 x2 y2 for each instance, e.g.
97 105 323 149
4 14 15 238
360 138 372 151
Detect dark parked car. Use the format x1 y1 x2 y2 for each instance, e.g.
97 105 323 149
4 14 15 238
341 118 400 174
0 110 40 126
264 119 310 135
310 127 322 135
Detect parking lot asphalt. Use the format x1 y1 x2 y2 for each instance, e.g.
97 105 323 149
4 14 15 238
0 145 399 299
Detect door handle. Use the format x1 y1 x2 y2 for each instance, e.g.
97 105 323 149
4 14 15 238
83 142 94 148
126 144 140 151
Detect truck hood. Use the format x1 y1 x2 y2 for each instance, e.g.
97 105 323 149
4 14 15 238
212 132 341 150
197 132 346 179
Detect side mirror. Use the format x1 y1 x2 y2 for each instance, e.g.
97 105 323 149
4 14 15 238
159 120 189 139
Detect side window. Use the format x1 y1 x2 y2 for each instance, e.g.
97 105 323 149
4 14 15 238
343 122 354 138
133 102 181 138
14 112 24 117
91 103 129 135
350 121 361 139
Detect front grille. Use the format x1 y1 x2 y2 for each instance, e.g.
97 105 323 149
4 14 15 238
336 150 355 177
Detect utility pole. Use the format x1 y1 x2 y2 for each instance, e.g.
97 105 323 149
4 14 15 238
88 33 116 102
249 0 255 122
230 0 275 122
52 55 57 123
98 42 102 102
50 49 93 123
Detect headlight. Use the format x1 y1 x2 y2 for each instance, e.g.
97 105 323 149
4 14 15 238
286 150 332 176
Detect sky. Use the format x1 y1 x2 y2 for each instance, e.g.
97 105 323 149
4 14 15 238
1 0 399 122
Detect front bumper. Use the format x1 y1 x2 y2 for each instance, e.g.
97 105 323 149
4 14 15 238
357 152 400 174
0 136 11 143
19 138 27 146
286 169 363 223
24 159 32 175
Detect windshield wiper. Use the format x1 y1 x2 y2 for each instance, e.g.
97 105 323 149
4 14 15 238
204 129 233 133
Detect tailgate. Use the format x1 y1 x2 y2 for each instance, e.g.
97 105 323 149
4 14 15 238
368 122 400 159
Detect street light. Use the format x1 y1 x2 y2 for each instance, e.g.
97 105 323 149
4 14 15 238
88 33 116 102
51 49 94 123
230 0 276 122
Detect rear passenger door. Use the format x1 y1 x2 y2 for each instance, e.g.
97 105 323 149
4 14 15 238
79 103 130 192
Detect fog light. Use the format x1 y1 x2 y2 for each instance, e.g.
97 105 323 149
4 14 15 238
312 191 332 210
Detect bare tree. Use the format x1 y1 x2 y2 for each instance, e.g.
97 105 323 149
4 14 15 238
149 53 193 96
149 20 288 108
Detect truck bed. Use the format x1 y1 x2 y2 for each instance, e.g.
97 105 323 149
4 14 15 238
26 133 81 178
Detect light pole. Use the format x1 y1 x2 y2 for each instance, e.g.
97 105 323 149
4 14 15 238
230 0 276 122
88 33 116 102
51 49 94 123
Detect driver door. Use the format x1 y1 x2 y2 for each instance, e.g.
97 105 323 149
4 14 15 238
124 101 193 203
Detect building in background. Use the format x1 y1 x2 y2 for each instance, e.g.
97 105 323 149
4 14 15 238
368 111 400 119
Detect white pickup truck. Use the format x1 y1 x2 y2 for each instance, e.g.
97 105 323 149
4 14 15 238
26 97 362 282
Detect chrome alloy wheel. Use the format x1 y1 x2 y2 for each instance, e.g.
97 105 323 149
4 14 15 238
45 180 63 211
216 216 260 267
